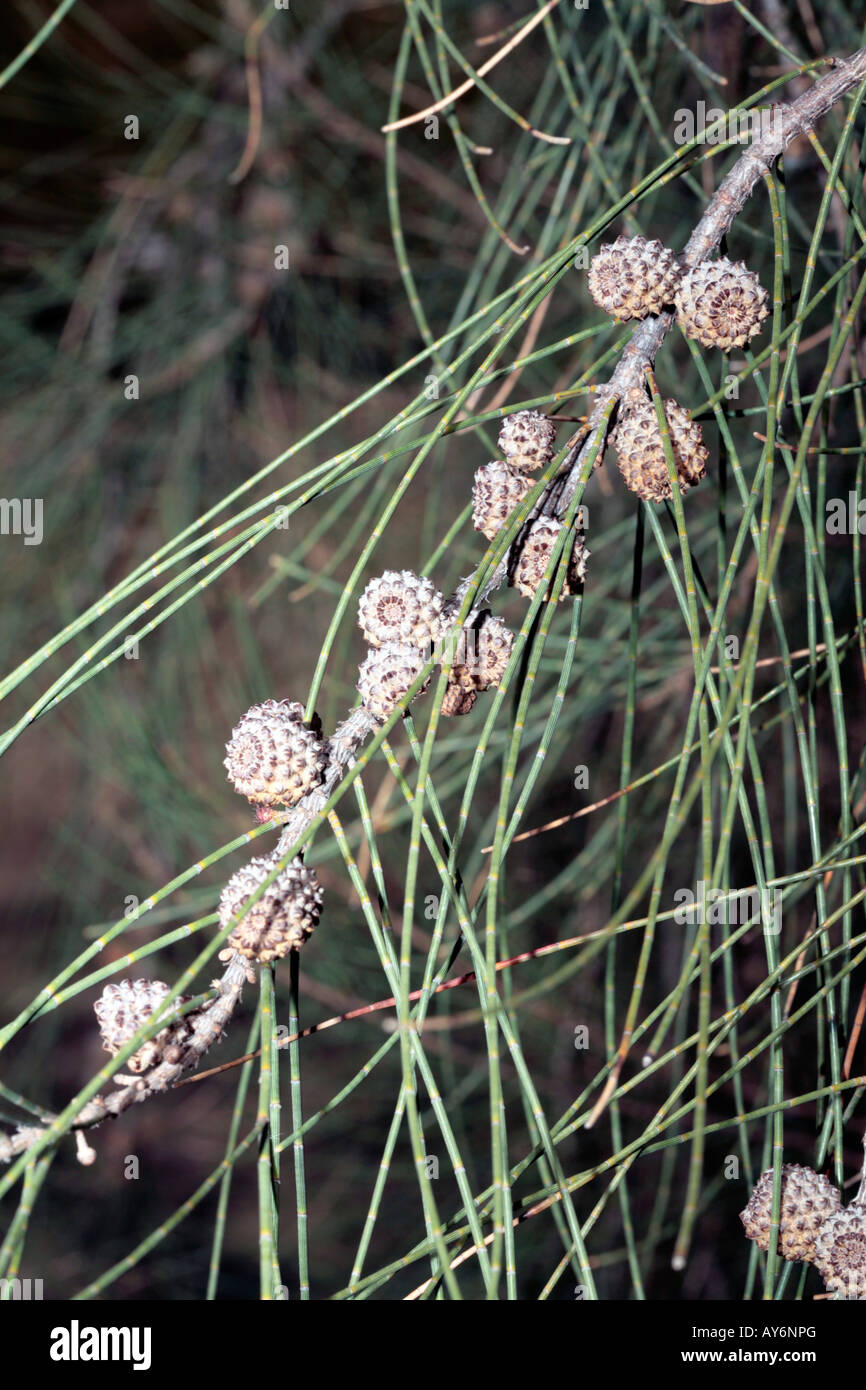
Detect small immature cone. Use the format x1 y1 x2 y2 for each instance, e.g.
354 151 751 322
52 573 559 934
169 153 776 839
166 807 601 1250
439 615 514 692
587 234 682 321
440 685 477 717
438 615 514 716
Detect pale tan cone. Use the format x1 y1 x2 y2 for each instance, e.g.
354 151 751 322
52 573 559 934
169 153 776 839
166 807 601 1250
588 234 682 322
740 1163 841 1264
218 855 323 961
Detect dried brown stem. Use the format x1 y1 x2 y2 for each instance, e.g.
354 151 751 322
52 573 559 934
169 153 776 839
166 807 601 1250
381 0 565 136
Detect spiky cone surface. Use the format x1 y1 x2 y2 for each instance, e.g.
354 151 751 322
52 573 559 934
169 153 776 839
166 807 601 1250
587 235 682 321
498 410 557 474
511 518 589 600
610 388 708 503
224 699 326 808
674 256 769 350
219 855 323 960
739 1164 841 1264
472 461 534 541
357 642 429 723
440 615 514 692
94 979 194 1074
357 570 444 650
814 1205 866 1299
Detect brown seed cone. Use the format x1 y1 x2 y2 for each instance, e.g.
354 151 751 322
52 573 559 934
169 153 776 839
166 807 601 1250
814 1205 866 1299
94 979 194 1074
498 410 557 473
357 643 429 723
224 699 326 808
511 517 589 600
472 461 534 540
441 685 477 717
740 1164 841 1264
357 569 444 649
588 235 682 321
610 388 708 503
439 615 514 692
219 855 323 960
674 256 769 350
